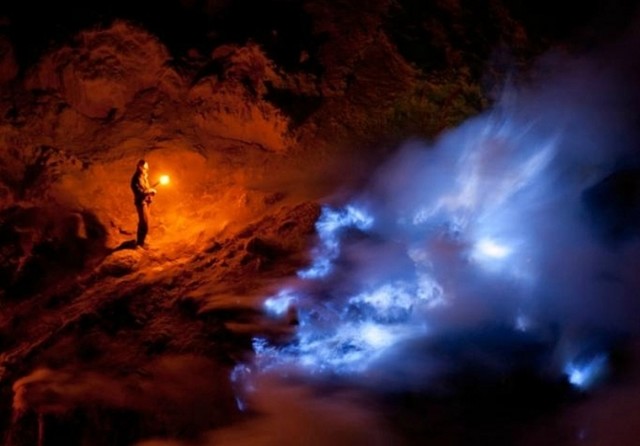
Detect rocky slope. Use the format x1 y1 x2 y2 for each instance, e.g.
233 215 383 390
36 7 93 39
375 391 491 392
0 7 418 442
1 0 636 444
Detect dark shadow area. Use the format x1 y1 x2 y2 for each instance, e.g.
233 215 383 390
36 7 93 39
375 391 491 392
382 331 634 445
0 0 206 68
264 85 323 129
0 0 325 75
307 324 632 445
504 0 640 47
583 167 640 244
112 239 138 252
0 205 109 299
206 0 324 74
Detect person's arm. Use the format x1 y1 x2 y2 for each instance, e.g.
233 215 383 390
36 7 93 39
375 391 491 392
132 174 156 196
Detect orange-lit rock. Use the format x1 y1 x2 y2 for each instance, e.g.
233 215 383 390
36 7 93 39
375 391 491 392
190 43 293 152
25 21 174 119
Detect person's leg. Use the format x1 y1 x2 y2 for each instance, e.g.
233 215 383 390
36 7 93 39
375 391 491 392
142 202 150 244
136 203 149 246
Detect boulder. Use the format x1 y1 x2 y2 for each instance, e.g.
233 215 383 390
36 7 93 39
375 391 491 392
97 249 142 277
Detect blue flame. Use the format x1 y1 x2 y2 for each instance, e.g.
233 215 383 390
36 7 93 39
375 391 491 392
255 318 425 374
564 354 608 390
254 127 558 376
475 238 512 259
230 364 254 411
264 290 298 317
256 273 435 374
298 205 374 279
248 70 635 391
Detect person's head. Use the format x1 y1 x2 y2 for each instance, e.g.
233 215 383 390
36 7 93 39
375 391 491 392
136 159 149 174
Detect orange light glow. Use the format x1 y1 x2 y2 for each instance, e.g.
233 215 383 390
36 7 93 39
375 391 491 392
159 175 170 185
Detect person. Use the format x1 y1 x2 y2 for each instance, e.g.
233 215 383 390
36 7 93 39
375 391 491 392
130 159 156 248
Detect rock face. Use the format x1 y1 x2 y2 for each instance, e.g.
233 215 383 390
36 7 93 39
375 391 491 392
190 44 293 152
0 19 309 278
0 204 106 299
0 36 18 84
0 201 319 445
25 21 172 119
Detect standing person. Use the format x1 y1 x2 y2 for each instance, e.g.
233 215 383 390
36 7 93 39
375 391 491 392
131 159 156 248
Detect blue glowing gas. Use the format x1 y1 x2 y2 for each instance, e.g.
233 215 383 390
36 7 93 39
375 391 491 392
254 116 561 376
246 62 639 392
474 238 512 260
564 355 608 390
264 290 298 317
298 205 374 279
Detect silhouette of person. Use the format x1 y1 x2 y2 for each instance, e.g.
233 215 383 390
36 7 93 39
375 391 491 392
131 159 156 248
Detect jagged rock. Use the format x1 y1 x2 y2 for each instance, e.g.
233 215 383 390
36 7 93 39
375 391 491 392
25 21 173 119
211 43 285 95
189 43 293 152
0 205 106 297
306 0 400 97
0 182 13 208
245 236 278 258
13 145 84 201
0 35 18 84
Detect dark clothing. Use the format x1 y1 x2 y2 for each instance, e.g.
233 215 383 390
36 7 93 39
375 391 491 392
131 170 153 205
131 170 153 246
136 201 150 246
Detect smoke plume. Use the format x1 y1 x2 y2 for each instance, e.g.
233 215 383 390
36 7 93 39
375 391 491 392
252 25 640 393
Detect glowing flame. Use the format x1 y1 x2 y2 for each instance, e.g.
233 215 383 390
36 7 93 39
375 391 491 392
476 238 511 259
264 290 298 317
248 91 623 395
298 205 374 279
159 175 170 185
564 355 608 390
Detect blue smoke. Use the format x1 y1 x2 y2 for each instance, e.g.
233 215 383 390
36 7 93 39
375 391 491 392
248 35 640 394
